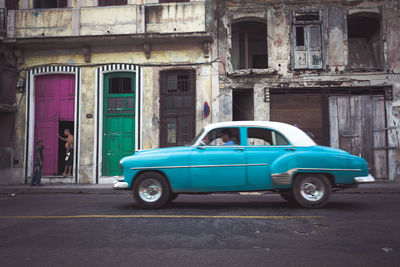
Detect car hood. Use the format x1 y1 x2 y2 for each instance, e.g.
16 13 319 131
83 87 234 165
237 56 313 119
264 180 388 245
134 146 193 156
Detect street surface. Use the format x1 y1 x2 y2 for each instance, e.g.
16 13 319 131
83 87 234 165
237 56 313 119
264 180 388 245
0 192 399 266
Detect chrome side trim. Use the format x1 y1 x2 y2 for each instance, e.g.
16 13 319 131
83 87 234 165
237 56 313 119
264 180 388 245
271 168 363 186
271 173 291 185
354 174 375 183
131 163 268 170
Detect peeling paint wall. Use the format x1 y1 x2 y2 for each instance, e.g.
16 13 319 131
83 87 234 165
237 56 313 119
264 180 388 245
12 1 207 38
13 44 212 183
216 0 400 181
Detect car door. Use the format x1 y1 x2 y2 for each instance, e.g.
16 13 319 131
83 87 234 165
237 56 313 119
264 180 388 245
245 127 292 187
189 127 246 190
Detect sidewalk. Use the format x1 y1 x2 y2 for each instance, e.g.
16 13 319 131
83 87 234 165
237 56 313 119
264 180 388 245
1 182 400 195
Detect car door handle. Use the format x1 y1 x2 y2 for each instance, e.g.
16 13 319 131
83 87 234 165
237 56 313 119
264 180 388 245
285 148 295 151
234 147 244 151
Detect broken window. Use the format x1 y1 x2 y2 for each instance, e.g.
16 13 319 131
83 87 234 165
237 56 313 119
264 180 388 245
347 12 383 69
231 21 268 70
98 0 127 6
34 0 67 8
291 11 323 70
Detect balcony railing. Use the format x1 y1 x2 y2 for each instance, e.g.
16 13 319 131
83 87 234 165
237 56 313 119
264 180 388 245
0 8 6 34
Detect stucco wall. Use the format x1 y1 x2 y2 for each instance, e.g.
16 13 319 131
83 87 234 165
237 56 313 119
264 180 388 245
14 44 212 183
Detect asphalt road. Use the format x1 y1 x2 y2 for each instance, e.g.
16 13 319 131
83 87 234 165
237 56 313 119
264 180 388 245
0 192 399 267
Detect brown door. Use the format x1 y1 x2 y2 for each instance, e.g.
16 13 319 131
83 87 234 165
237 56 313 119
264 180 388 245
160 70 195 147
329 95 388 179
270 93 329 146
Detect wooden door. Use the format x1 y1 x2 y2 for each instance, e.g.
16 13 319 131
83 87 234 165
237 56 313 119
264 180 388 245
329 95 388 179
102 72 135 176
34 74 75 175
160 70 195 147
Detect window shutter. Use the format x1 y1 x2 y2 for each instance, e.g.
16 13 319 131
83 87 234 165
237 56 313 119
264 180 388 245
308 25 322 69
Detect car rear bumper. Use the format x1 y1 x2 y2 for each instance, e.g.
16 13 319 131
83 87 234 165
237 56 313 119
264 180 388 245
354 174 375 183
113 181 129 190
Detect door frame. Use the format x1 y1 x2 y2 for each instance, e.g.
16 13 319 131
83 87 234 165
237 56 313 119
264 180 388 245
94 64 142 183
24 66 81 183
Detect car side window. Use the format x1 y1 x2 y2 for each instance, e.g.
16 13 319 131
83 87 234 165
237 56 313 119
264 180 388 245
203 128 240 146
247 128 289 146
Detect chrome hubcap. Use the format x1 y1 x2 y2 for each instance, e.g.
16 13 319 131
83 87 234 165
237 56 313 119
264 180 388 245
138 179 162 203
300 178 325 202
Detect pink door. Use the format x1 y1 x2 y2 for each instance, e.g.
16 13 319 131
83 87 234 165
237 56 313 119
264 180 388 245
34 74 75 175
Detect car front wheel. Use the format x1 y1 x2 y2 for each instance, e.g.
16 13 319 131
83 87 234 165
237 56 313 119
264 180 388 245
292 174 331 208
132 172 171 209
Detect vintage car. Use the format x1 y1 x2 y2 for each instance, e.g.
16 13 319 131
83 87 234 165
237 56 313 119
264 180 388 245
113 121 375 209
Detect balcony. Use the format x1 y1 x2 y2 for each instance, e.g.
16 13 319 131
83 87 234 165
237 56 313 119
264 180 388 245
7 1 212 43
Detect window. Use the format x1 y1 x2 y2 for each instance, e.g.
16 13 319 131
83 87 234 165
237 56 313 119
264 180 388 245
203 128 240 146
109 77 133 94
347 12 383 69
34 0 67 8
160 70 195 147
291 11 323 70
98 0 127 6
231 21 268 70
247 128 289 146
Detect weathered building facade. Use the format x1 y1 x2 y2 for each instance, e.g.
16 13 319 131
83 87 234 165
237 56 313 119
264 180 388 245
2 0 400 184
214 0 400 181
0 0 18 184
4 0 216 184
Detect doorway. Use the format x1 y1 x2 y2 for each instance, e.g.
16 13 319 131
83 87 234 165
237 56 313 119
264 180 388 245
34 74 75 176
233 89 254 121
58 121 74 175
329 95 388 179
102 72 136 176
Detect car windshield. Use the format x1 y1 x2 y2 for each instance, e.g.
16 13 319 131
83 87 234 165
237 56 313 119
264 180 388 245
190 129 205 145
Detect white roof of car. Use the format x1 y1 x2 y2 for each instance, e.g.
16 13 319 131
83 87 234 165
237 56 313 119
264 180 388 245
202 121 317 147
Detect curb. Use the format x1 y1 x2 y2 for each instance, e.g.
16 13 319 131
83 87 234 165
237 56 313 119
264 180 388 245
1 184 400 196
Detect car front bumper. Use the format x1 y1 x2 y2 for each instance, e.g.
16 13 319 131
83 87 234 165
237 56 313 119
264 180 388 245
113 181 129 190
354 174 375 183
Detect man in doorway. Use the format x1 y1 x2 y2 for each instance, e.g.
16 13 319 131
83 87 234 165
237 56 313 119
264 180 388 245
57 129 74 177
31 140 44 186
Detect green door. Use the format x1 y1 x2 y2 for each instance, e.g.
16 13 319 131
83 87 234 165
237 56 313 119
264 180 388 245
102 72 136 176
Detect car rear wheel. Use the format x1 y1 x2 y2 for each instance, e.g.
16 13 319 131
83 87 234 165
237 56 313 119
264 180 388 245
292 174 331 208
132 172 170 209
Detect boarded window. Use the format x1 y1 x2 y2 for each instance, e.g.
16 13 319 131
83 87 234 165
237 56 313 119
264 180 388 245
98 0 127 6
231 21 268 70
160 70 195 147
34 0 67 8
291 11 323 70
347 12 383 69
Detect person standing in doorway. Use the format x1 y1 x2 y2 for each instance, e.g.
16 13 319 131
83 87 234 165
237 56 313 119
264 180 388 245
31 140 44 186
57 129 74 177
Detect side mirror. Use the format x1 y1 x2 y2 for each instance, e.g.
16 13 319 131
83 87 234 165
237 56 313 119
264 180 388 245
199 141 206 146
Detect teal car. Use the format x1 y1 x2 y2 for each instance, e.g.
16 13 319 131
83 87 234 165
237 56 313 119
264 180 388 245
114 121 375 209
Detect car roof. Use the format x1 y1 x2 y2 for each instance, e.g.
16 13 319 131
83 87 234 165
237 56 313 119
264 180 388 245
202 121 317 147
